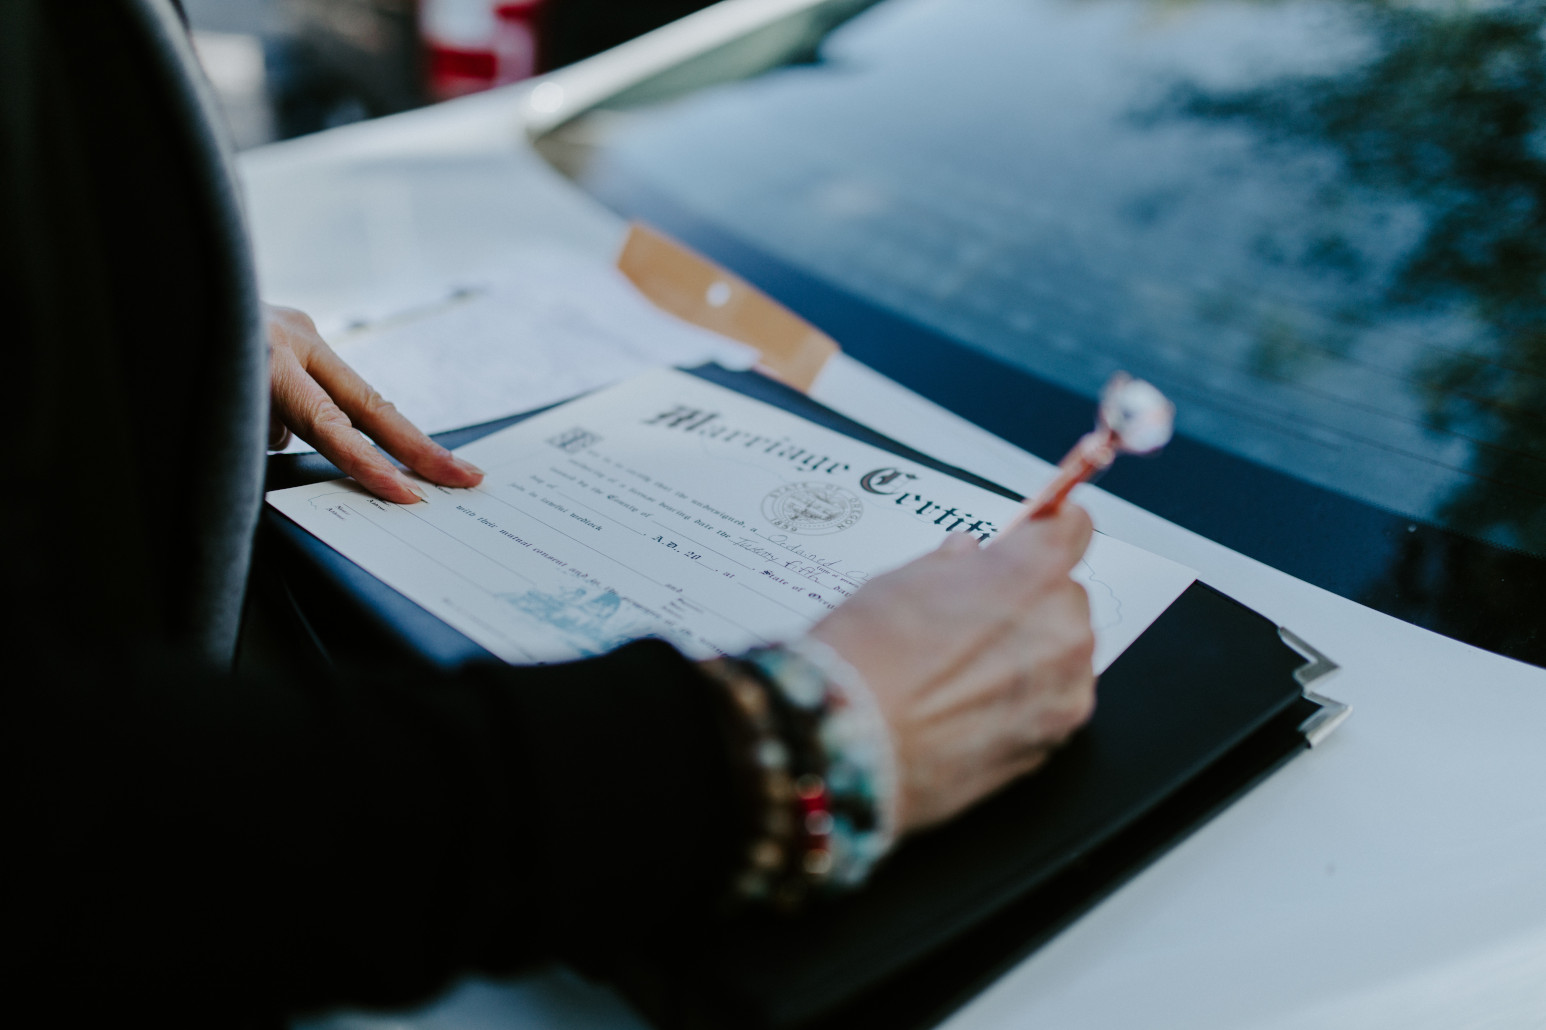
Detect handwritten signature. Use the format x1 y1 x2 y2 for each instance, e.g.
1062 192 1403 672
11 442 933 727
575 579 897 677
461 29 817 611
731 535 870 590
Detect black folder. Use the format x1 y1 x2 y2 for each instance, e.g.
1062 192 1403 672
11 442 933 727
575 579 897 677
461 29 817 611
261 365 1343 1030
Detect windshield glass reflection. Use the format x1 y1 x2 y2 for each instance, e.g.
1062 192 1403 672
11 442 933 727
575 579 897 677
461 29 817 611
566 0 1546 657
1153 0 1546 558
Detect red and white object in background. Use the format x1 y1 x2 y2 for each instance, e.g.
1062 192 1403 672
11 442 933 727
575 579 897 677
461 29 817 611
421 0 549 101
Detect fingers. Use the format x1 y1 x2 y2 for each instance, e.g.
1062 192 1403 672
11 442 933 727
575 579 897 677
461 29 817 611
839 535 1098 836
937 531 983 555
990 502 1093 583
919 578 1095 736
265 305 484 504
894 546 1096 835
300 338 484 489
269 342 429 504
267 414 292 451
1015 581 1097 741
1029 501 1095 560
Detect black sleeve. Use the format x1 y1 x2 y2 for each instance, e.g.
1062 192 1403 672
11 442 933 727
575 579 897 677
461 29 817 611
9 637 748 1022
1 3 749 1023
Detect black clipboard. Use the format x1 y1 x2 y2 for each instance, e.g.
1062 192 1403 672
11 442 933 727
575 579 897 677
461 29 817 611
260 364 1344 1030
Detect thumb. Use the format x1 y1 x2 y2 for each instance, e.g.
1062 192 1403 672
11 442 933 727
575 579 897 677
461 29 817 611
937 531 982 555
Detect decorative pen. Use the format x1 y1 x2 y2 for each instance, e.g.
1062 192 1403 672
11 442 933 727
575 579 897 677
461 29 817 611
1017 372 1175 521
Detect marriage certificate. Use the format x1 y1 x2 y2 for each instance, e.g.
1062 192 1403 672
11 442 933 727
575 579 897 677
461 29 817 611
266 368 1194 669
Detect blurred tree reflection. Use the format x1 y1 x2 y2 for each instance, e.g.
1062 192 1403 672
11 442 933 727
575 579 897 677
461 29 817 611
1159 0 1546 656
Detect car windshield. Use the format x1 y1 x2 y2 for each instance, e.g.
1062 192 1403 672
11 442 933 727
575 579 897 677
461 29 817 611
545 0 1546 663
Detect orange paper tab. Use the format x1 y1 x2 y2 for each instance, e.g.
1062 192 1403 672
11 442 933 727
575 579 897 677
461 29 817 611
616 222 839 392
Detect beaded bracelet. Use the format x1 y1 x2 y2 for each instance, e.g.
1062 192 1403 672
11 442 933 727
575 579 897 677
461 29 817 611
744 640 898 889
701 655 801 906
702 639 899 909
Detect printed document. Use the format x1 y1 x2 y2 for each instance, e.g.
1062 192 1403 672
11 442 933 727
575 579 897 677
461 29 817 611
277 249 756 451
266 369 1195 669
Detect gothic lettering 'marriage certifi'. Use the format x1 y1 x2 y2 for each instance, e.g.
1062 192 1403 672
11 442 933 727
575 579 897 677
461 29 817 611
266 369 1194 668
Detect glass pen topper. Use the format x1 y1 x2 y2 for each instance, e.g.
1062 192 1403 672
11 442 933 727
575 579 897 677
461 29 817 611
1017 373 1175 521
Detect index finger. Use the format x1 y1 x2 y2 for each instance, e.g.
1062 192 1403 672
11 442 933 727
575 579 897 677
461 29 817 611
990 502 1094 580
300 337 484 489
270 343 427 504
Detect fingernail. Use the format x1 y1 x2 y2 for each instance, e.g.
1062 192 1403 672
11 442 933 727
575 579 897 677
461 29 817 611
454 457 485 477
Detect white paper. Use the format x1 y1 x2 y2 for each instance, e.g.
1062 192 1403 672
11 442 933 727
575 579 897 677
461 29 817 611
278 249 757 452
267 369 1194 669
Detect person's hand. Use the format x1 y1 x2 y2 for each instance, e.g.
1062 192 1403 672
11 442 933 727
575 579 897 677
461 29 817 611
266 305 484 503
809 505 1097 836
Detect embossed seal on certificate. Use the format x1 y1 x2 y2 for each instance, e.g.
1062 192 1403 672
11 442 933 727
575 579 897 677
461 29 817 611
762 481 864 536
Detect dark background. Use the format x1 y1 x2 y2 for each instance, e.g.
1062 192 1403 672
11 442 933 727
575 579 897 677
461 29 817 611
183 0 715 148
